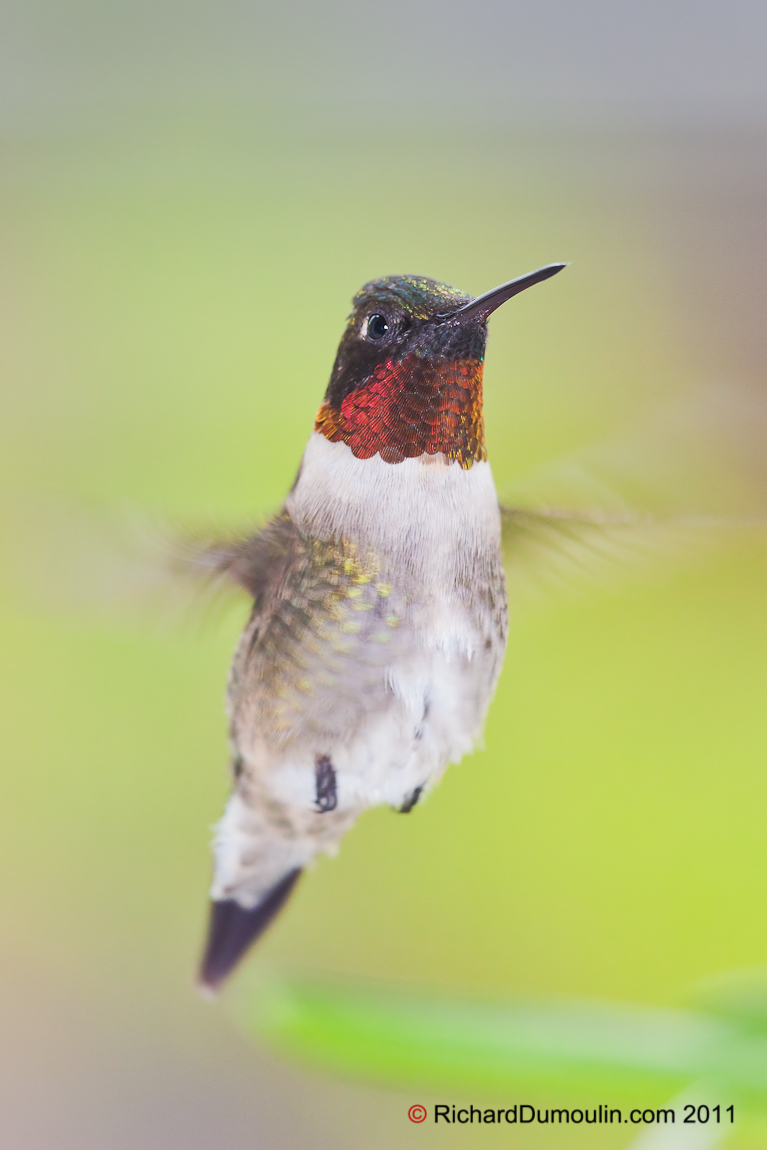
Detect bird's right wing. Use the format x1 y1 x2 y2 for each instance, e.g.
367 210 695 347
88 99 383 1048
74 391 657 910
2 497 288 628
169 512 298 603
10 384 767 624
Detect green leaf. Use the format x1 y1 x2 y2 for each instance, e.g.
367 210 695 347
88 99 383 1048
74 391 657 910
235 975 767 1104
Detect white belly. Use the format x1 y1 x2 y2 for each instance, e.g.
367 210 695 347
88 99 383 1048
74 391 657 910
212 436 507 906
276 433 506 809
264 614 493 813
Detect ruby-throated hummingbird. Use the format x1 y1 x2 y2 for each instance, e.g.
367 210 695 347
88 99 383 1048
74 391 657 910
198 263 567 991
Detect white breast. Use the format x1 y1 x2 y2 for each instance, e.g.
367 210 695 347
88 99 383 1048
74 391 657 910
282 434 506 805
213 436 508 907
287 432 502 590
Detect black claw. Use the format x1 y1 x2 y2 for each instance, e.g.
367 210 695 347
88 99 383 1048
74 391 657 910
197 868 302 991
398 785 423 814
314 754 337 812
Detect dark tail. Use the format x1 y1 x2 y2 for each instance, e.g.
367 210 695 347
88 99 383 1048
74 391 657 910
197 868 302 993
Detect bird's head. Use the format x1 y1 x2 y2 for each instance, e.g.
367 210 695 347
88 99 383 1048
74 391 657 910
315 265 566 467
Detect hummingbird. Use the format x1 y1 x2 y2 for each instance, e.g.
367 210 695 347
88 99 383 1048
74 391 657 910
197 263 567 991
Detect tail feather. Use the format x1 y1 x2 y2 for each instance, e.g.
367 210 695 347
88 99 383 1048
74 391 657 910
197 868 302 992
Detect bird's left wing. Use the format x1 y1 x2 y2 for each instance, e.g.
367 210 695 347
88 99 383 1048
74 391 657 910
498 502 736 606
496 383 767 601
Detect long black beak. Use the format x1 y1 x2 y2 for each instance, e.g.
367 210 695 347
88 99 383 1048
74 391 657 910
437 263 568 323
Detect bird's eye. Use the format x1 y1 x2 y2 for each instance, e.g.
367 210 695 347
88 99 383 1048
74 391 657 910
366 313 390 341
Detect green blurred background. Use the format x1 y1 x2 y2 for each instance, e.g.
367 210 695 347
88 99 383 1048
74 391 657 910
1 2 767 1146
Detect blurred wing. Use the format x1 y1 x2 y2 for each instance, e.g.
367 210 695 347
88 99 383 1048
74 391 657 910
499 504 703 601
191 504 706 622
11 384 767 625
168 513 293 602
4 497 285 627
497 383 767 604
